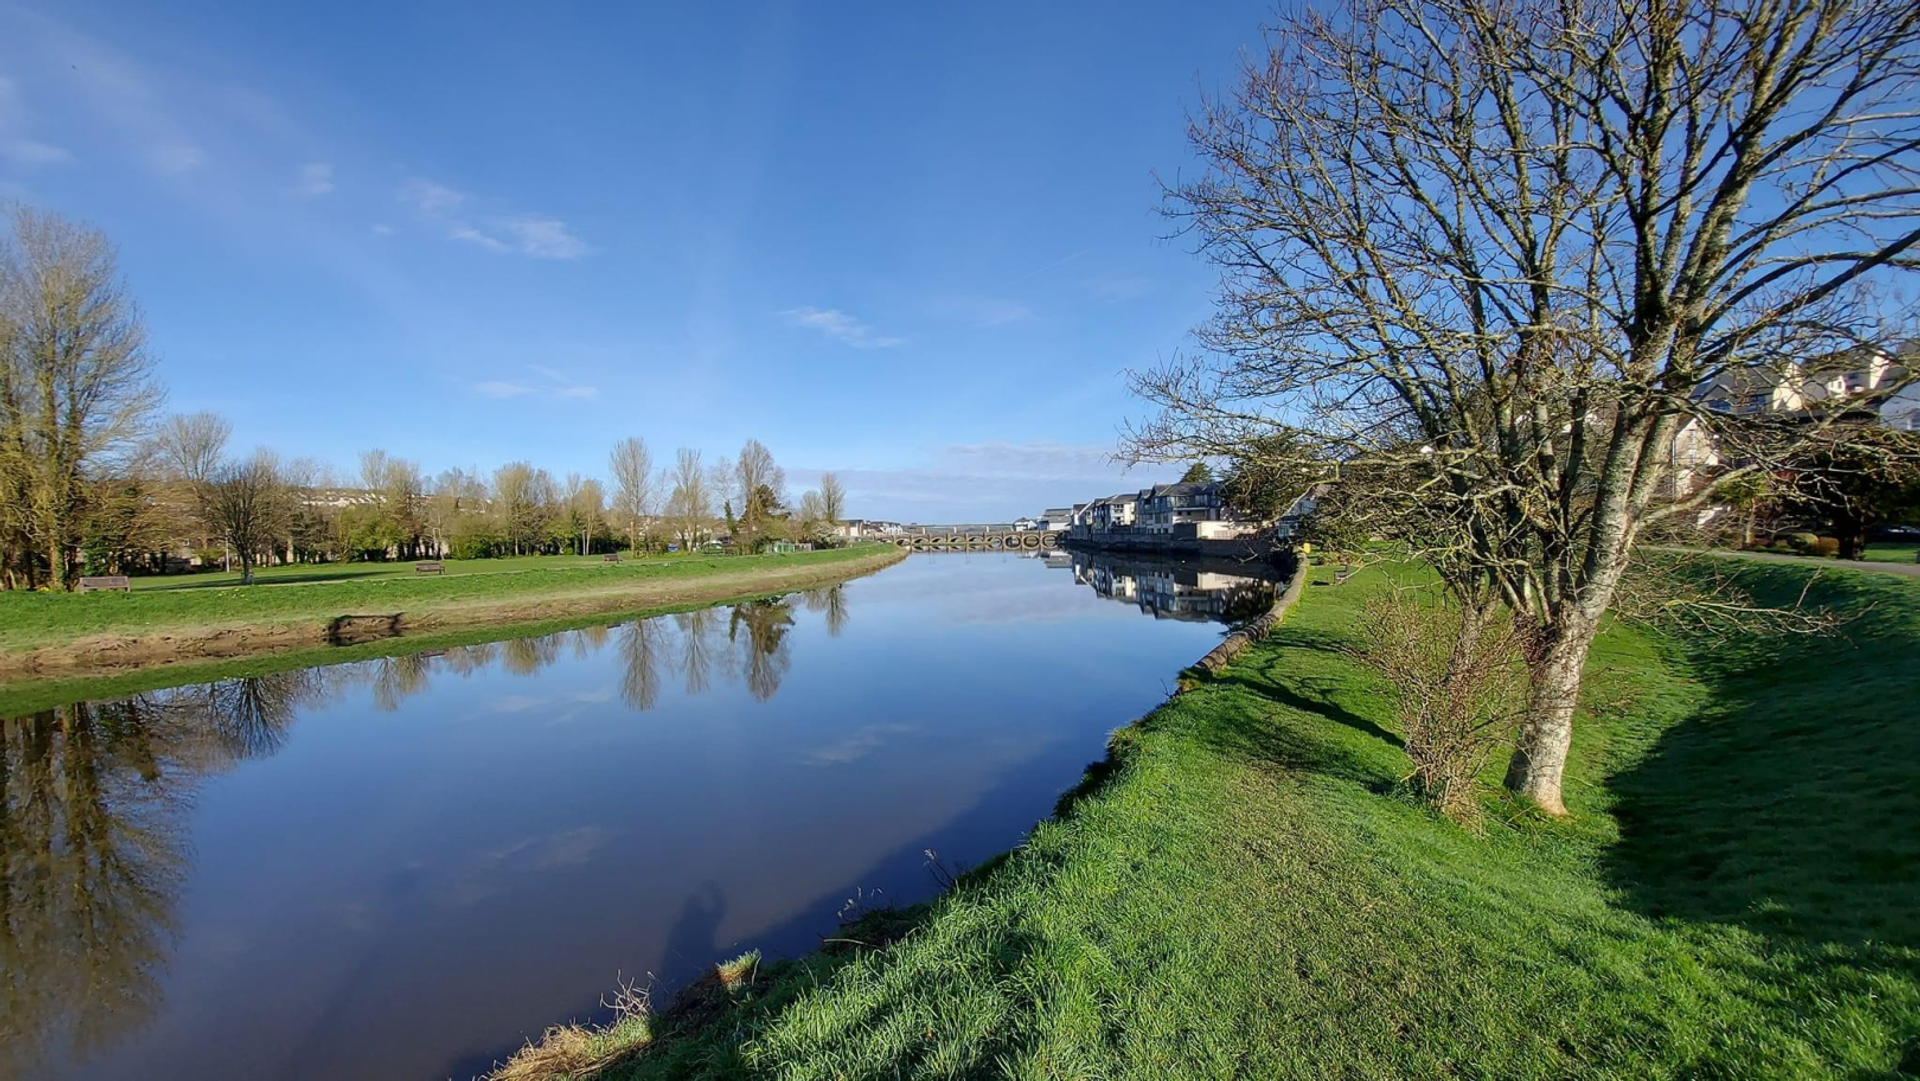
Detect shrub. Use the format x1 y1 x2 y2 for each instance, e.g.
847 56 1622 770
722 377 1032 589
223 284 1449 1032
1808 537 1840 558
1785 532 1820 553
1348 590 1529 822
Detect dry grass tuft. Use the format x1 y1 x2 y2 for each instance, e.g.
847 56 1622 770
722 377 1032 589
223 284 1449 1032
483 977 653 1081
714 949 760 991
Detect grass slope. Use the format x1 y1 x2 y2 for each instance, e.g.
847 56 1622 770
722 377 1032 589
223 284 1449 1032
535 559 1918 1081
0 546 895 655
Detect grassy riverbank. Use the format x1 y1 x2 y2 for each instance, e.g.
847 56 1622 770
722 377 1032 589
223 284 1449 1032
498 557 1918 1080
0 545 904 687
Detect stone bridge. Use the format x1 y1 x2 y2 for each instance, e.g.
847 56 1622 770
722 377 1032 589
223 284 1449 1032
882 530 1063 551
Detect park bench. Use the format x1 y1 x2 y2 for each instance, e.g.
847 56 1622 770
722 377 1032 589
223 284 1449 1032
1333 565 1353 584
77 575 132 593
414 562 446 575
603 552 622 564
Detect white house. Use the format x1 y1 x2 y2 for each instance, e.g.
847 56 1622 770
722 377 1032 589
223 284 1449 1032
1089 493 1139 532
1135 482 1251 535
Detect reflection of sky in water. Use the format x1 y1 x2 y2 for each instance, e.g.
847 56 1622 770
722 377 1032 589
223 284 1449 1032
2 553 1275 1081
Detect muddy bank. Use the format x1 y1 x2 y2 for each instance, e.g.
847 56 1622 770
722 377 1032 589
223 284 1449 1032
0 547 905 685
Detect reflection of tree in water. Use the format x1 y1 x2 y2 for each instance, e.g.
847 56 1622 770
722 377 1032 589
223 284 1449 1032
617 620 663 712
571 624 610 659
803 585 850 638
729 599 795 702
674 608 723 695
439 641 498 676
364 653 431 714
502 634 563 677
0 670 327 1077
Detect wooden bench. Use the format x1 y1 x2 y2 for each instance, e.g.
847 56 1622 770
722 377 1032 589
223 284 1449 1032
77 575 132 593
1333 565 1354 584
414 562 446 575
603 552 623 564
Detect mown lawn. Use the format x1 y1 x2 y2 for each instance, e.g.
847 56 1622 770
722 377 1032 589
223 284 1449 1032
0 546 887 653
543 558 1919 1080
122 551 645 592
1864 542 1919 565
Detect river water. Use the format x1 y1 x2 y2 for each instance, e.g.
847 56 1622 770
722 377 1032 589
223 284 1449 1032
0 551 1282 1081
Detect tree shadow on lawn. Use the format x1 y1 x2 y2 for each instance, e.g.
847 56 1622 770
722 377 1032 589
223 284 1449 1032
1188 641 1405 793
1603 565 1920 963
136 567 397 591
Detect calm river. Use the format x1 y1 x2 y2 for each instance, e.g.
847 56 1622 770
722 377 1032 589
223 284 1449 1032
1 551 1282 1081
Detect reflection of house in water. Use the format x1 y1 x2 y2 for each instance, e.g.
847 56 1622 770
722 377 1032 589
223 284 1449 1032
1065 551 1277 624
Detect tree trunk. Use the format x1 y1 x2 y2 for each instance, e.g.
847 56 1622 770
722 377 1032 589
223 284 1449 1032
1504 626 1594 815
48 530 67 591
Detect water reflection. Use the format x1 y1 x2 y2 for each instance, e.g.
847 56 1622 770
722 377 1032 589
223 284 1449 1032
0 562 1257 1081
0 590 837 1078
1057 550 1281 623
0 681 312 1080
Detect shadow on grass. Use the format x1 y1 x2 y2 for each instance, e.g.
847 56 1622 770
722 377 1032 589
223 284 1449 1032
1182 642 1403 793
1603 565 1920 961
134 567 399 591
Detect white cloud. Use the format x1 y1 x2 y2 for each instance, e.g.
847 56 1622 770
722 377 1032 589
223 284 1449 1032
474 380 533 399
471 365 597 402
294 160 334 196
794 442 1147 523
0 76 71 167
370 223 394 237
1084 275 1150 302
496 216 589 259
401 178 589 259
0 138 70 166
450 216 589 260
400 177 466 213
781 306 904 349
150 141 203 174
449 222 510 252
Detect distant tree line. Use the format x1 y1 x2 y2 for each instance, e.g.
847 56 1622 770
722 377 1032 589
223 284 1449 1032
0 202 848 589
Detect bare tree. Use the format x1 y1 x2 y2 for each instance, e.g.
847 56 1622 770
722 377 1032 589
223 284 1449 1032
0 204 161 589
818 471 847 531
609 436 655 553
154 411 231 553
492 461 553 556
795 489 826 542
1131 0 1920 813
208 451 283 584
665 447 714 550
734 438 786 552
566 473 605 555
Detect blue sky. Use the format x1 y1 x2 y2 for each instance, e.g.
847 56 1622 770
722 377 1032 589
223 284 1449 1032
0 1 1267 522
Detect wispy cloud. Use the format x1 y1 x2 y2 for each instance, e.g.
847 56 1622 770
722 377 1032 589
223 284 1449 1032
0 76 71 168
453 215 590 260
1084 275 1150 303
471 365 598 402
804 723 917 766
794 442 1148 523
149 141 203 174
401 178 590 259
293 160 334 196
400 177 466 213
449 222 510 253
781 306 904 349
935 295 1033 328
0 138 69 166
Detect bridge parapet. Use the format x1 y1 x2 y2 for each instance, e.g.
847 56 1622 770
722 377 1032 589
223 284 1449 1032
887 530 1059 551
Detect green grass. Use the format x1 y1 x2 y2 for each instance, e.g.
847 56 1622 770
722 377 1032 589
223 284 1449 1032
556 559 1919 1080
120 551 646 592
1864 542 1919 564
0 546 891 654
